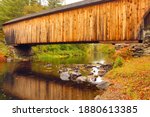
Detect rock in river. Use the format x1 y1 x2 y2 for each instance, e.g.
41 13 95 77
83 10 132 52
70 71 82 80
76 76 87 82
88 76 103 84
91 67 100 76
60 72 70 81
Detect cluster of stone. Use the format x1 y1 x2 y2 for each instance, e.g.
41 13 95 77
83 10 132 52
58 63 112 90
143 30 150 55
115 43 130 50
129 44 145 57
115 29 150 57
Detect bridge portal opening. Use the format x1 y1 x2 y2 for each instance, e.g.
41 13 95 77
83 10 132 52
144 12 150 29
140 11 150 43
141 11 150 44
15 45 32 58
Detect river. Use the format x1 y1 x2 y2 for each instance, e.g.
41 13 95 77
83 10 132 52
0 53 113 100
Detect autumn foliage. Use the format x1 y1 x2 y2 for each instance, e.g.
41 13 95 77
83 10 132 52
103 56 150 100
113 47 132 60
0 52 6 62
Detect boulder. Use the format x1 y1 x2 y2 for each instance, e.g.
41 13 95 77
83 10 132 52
91 67 99 76
88 76 103 85
100 64 113 71
70 71 82 80
144 47 150 55
60 72 70 81
115 43 130 50
98 69 106 76
76 76 87 82
130 44 144 57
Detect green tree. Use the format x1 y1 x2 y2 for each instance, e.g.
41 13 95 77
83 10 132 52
0 0 29 26
47 0 63 9
0 0 44 40
30 0 38 5
23 3 45 15
0 0 45 26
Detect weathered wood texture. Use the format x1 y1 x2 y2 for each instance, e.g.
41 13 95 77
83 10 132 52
3 0 150 45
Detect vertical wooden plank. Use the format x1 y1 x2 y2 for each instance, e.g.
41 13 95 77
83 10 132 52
3 0 150 44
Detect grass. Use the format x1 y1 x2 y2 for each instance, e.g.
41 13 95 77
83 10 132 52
103 56 150 100
96 44 115 55
32 44 93 62
32 49 85 62
113 56 124 68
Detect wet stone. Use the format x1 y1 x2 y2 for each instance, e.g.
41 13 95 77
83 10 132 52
98 69 106 76
88 76 103 85
100 64 113 71
76 76 87 82
70 71 82 80
58 70 63 73
58 63 113 89
60 72 70 81
96 81 110 90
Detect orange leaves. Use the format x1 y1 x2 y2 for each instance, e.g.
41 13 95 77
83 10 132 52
0 52 6 62
103 56 150 100
113 47 132 60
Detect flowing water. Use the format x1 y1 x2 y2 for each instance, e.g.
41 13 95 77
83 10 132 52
0 53 113 100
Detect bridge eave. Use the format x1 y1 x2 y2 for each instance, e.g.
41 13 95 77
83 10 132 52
3 0 114 26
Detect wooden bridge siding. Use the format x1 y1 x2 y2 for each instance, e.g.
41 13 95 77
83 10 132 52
3 0 150 45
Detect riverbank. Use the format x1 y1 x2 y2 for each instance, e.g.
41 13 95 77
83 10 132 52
100 56 150 100
32 49 86 62
32 44 94 62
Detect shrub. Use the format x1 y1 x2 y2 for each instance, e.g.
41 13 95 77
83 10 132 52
113 47 131 60
113 56 124 68
98 44 115 55
0 52 6 62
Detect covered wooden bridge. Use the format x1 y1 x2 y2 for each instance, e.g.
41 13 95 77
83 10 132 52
3 0 150 46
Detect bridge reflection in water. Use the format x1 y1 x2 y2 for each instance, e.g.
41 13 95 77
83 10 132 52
2 63 98 100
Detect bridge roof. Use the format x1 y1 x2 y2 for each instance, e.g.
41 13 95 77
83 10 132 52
3 0 113 25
